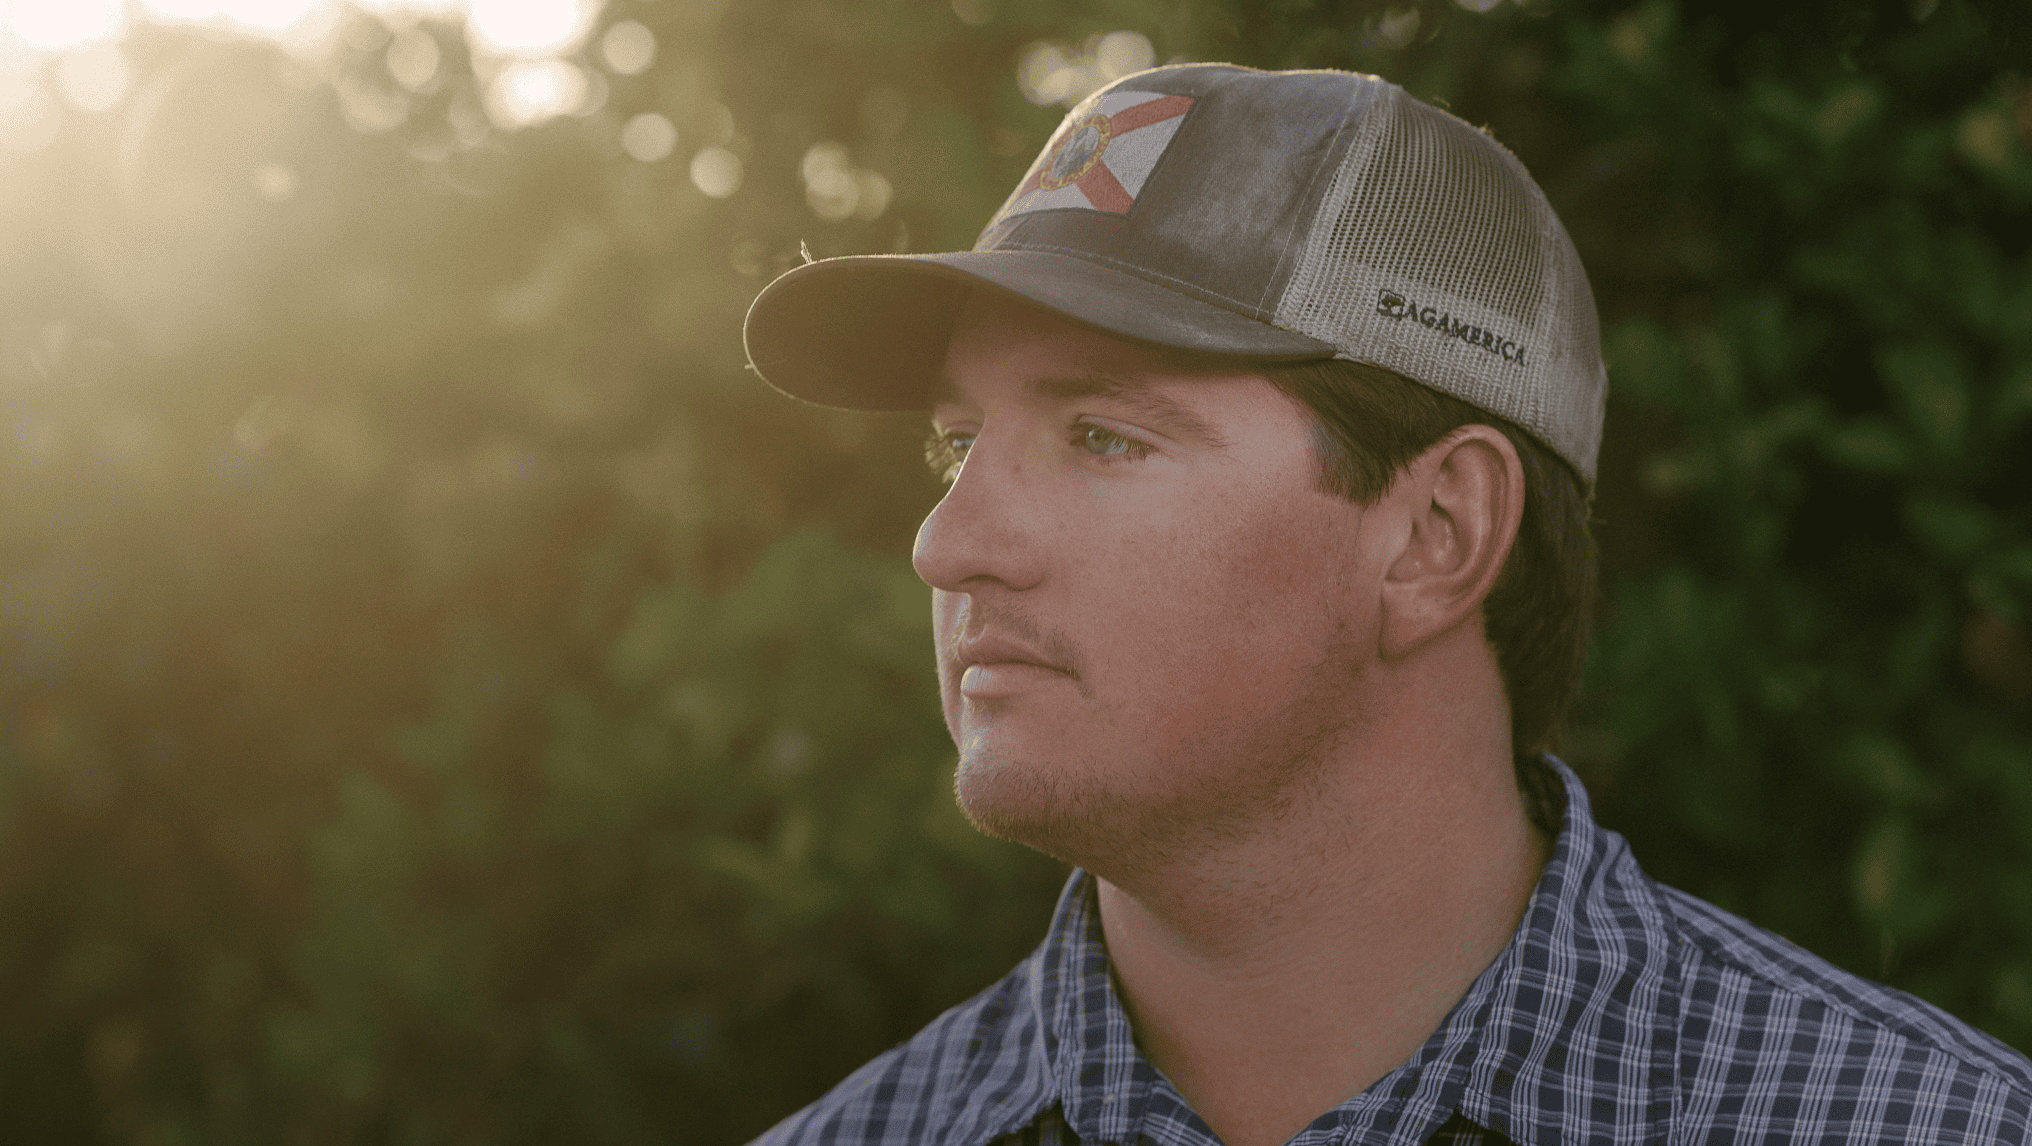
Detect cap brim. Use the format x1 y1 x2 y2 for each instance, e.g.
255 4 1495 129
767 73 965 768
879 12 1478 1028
742 249 1337 411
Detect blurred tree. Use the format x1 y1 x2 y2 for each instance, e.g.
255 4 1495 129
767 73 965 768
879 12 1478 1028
0 0 2025 1143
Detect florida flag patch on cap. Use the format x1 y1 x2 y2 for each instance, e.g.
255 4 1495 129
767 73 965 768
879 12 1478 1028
998 91 1194 218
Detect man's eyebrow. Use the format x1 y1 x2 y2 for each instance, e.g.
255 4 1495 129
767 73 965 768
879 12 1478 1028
929 372 1229 449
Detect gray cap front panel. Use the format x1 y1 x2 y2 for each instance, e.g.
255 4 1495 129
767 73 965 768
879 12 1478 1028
978 66 1385 322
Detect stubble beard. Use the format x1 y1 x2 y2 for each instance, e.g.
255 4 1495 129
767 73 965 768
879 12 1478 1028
949 688 1354 889
937 594 1368 889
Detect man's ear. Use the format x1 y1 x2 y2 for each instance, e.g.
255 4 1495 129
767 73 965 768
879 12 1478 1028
1377 426 1524 661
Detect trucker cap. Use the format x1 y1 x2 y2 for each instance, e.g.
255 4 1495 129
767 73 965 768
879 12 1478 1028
743 63 1608 483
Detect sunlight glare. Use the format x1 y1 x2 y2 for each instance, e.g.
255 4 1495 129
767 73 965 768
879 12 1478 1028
140 0 221 22
353 0 462 18
466 0 600 58
139 0 336 42
218 0 328 35
6 0 128 51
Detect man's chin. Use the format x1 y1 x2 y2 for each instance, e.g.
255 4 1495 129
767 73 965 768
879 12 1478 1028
951 749 1168 875
952 751 1091 856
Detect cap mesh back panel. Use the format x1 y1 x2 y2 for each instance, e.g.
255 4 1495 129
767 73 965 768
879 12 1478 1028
1330 98 1545 325
1274 83 1605 481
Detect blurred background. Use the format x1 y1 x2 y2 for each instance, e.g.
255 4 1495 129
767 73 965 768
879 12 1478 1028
0 0 2027 1141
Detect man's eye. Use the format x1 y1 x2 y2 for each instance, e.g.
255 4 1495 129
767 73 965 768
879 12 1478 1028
1076 424 1149 459
924 430 973 483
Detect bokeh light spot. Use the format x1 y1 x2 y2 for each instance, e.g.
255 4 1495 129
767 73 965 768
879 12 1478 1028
802 142 857 221
1608 8 1656 64
1016 42 1076 106
600 20 653 76
949 0 990 26
6 0 127 51
337 75 408 133
798 141 892 222
1016 31 1154 108
689 146 741 198
1091 30 1153 79
1374 7 1421 49
55 44 131 112
385 28 440 92
252 161 300 201
855 170 892 220
234 395 292 454
620 111 675 161
1956 107 2015 169
1456 0 1503 12
466 0 599 58
485 58 589 129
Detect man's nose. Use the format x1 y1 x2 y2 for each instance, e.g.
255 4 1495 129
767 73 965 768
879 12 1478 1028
911 436 1045 593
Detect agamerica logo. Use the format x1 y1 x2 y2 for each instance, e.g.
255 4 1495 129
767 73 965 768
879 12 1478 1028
1377 288 1529 366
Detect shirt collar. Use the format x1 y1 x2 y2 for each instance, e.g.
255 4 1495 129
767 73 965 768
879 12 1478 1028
998 755 1681 1146
1368 754 1683 1146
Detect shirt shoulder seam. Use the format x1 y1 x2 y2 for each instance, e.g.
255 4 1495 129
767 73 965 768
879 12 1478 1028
1655 881 2032 1095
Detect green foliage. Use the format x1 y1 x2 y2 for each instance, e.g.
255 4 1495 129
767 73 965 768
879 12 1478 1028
249 529 1060 1145
0 0 2027 1142
1535 0 2032 1035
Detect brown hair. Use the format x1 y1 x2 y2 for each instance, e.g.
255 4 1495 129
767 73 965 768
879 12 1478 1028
1263 358 1597 757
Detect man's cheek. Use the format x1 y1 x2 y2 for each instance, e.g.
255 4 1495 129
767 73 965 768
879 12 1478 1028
930 590 964 651
930 591 965 735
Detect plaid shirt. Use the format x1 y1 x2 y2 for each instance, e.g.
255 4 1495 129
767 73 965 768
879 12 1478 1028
753 757 2032 1145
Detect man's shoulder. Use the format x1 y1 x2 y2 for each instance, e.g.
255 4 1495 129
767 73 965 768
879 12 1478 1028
1653 881 2032 1139
747 952 1057 1146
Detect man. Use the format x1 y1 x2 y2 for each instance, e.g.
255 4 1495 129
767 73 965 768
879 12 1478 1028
740 65 2032 1146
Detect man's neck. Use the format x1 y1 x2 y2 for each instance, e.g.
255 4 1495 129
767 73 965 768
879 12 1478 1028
1092 673 1549 1146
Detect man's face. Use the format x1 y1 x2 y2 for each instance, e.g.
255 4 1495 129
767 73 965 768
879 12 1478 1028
914 293 1388 871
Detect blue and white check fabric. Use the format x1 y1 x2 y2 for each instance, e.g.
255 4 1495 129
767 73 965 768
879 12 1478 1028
752 757 2032 1145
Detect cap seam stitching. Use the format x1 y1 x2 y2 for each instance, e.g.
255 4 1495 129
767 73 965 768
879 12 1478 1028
1255 86 1370 315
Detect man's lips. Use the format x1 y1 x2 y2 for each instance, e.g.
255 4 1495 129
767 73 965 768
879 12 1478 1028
950 632 1076 699
952 634 1070 674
